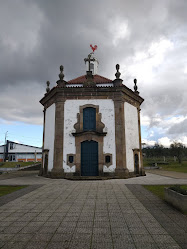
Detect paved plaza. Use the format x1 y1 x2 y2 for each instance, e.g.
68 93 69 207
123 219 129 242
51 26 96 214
0 171 187 249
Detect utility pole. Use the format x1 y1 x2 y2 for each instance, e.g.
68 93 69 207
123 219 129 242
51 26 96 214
3 131 8 162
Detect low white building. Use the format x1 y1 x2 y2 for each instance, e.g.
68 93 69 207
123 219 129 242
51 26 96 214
0 140 42 163
40 51 145 179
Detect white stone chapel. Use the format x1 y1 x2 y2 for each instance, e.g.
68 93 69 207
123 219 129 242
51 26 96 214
40 47 145 179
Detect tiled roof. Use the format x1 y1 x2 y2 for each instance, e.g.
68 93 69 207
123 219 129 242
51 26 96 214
67 74 113 84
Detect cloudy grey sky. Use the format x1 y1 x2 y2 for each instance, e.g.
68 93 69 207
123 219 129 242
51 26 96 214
0 0 187 147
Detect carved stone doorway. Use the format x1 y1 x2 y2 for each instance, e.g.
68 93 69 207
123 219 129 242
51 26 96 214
72 104 106 176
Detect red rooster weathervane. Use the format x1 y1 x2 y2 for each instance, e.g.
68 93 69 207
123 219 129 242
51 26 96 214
90 44 97 53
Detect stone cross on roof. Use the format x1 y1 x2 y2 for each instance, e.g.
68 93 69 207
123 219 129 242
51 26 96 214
84 53 96 71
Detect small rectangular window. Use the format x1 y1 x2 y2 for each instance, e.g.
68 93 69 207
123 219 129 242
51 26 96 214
69 155 74 164
105 155 111 164
10 143 14 150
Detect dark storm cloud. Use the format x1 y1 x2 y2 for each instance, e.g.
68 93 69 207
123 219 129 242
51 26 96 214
168 119 187 135
0 0 187 141
1 0 183 85
0 82 43 124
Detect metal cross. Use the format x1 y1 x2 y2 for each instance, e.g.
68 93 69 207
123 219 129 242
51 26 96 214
84 53 95 71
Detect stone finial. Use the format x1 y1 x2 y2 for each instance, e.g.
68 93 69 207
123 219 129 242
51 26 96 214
56 65 66 87
46 81 50 93
113 64 123 86
59 65 64 81
134 78 139 94
115 64 121 79
134 79 137 91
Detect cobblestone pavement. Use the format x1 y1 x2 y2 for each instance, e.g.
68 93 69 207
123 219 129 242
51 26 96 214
0 173 187 249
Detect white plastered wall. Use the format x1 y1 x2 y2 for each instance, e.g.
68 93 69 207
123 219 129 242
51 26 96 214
43 104 55 171
124 102 140 172
63 99 116 173
0 146 4 153
8 144 41 153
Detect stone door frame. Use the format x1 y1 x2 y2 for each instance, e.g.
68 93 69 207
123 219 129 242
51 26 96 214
43 149 49 176
133 148 140 175
72 104 106 176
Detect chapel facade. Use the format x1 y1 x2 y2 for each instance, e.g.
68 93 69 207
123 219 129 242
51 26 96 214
40 49 145 179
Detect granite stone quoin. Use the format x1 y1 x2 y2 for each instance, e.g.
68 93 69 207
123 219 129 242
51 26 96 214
40 50 145 179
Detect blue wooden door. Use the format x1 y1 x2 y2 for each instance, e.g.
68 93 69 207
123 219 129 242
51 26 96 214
81 140 98 176
83 107 96 131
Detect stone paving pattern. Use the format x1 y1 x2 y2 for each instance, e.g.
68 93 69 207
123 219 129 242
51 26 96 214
0 172 186 249
0 185 42 207
127 185 187 249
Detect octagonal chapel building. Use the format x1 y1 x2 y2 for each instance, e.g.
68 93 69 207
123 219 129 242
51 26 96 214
40 51 145 179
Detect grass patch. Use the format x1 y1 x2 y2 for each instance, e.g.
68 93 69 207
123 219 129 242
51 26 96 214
143 185 187 200
143 185 169 200
0 185 27 197
0 162 39 168
143 158 187 173
160 162 187 173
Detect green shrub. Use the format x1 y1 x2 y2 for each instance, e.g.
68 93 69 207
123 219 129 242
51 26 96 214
169 185 187 195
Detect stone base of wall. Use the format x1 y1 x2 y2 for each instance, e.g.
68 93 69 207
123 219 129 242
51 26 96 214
49 168 65 178
40 170 146 180
115 168 129 178
38 168 43 176
140 168 146 176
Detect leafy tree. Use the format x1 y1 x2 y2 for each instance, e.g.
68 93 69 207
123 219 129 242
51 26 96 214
153 143 164 157
143 144 164 158
170 142 185 164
